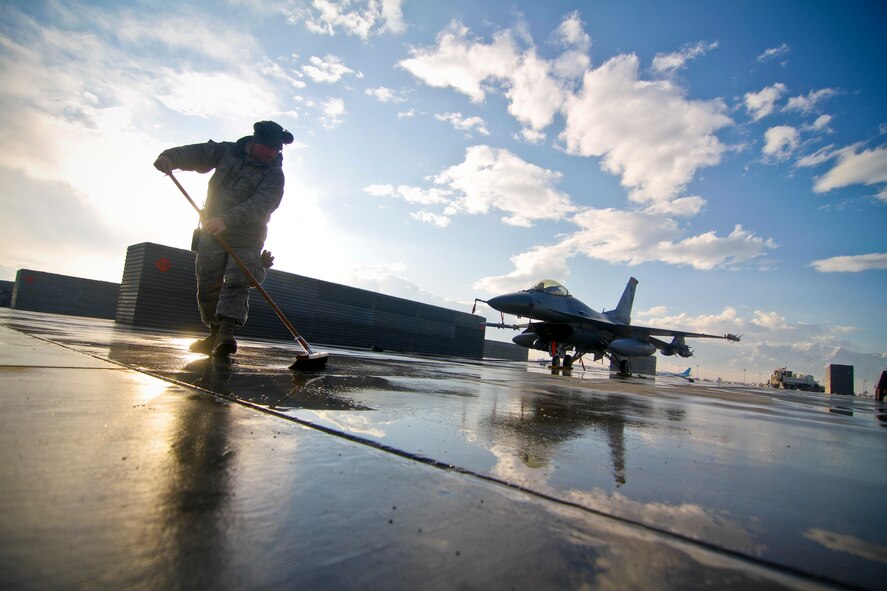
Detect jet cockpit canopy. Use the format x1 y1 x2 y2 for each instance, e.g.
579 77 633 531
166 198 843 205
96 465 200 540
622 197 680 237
525 279 570 296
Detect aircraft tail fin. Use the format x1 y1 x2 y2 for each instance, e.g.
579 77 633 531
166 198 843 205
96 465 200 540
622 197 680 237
605 277 638 324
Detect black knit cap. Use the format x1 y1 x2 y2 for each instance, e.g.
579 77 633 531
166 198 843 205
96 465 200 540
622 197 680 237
253 121 294 150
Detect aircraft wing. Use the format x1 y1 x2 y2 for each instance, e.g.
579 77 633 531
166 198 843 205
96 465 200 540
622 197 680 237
619 323 740 342
564 314 740 342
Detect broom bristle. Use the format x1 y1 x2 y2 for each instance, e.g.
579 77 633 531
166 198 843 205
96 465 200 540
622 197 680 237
289 352 330 371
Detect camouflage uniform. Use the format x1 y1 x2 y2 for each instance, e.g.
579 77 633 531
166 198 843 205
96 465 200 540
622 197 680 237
159 137 285 327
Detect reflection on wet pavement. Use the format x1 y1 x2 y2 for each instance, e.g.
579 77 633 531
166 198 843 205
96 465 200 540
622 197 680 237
3 309 886 590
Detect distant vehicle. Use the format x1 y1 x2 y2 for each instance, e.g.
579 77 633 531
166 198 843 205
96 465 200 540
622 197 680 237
475 277 740 373
768 368 824 392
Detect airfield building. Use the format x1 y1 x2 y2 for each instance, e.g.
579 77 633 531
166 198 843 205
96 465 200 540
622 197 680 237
825 364 854 396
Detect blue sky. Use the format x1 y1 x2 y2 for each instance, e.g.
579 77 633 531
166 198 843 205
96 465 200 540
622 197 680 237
1 0 885 388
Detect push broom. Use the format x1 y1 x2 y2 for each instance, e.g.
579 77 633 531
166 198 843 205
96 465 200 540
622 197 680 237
167 172 329 371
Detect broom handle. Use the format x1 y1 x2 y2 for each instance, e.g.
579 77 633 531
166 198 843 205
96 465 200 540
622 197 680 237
167 172 315 353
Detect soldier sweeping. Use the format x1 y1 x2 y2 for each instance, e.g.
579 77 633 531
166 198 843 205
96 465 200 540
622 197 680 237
154 121 294 356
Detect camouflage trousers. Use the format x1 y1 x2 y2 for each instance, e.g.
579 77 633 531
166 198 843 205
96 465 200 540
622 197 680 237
194 231 266 327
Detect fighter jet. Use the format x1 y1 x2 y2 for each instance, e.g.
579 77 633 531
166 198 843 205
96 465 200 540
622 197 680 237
475 278 739 372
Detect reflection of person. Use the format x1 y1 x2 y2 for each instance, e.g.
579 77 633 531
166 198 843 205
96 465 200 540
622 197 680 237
154 121 294 356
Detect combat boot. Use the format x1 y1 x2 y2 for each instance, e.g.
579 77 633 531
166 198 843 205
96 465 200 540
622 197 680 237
189 324 219 355
212 317 238 357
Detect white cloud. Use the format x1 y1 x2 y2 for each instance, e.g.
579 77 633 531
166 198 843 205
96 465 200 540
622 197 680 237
743 83 787 121
506 49 567 131
813 144 887 196
156 71 281 118
516 128 546 144
552 11 590 52
410 211 451 227
786 88 838 114
398 21 518 103
643 196 706 217
551 11 591 79
433 145 576 227
107 9 261 65
636 306 743 337
302 54 355 83
751 310 789 330
366 145 576 228
364 183 452 205
258 57 306 89
434 112 489 135
795 145 837 168
757 43 790 62
762 125 800 161
397 109 416 119
402 18 731 210
363 184 396 197
805 114 833 132
398 13 579 131
658 225 776 270
366 86 406 103
567 210 774 270
379 0 406 34
290 0 405 40
371 144 775 284
651 41 719 74
475 210 776 293
473 242 573 294
561 54 731 205
319 97 346 127
810 253 887 273
397 185 452 205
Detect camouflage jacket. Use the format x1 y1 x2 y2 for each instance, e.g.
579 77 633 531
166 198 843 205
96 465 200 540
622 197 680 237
160 136 285 244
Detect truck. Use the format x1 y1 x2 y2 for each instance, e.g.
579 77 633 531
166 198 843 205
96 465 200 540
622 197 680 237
768 368 824 392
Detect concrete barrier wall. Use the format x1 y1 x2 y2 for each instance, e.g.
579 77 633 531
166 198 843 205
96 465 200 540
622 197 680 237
11 270 119 319
115 242 204 331
483 340 529 361
117 242 486 358
0 280 12 307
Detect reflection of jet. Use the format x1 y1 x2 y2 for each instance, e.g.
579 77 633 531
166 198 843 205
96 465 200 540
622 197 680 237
476 278 739 372
481 390 665 487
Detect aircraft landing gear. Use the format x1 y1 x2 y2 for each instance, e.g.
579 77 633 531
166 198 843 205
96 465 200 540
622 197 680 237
618 358 631 377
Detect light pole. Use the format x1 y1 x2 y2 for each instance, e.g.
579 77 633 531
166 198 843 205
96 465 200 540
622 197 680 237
743 368 747 384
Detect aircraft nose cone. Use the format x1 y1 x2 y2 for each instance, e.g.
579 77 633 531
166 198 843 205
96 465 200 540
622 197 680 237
487 292 533 316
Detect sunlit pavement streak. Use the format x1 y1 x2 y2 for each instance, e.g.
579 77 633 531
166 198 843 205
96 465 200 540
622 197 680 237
1 309 885 589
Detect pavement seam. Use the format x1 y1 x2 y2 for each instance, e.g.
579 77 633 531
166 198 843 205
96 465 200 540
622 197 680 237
0 365 128 370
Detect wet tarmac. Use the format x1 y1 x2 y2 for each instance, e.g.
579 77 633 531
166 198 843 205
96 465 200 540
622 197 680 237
1 308 885 589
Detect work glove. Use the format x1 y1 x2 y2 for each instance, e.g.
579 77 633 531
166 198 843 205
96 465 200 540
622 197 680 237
153 155 173 174
203 216 227 236
261 250 275 269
